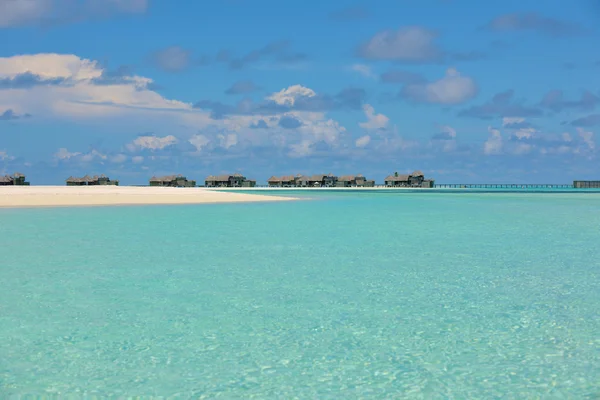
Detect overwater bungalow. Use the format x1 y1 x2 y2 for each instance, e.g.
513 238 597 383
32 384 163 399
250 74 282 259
66 175 119 186
574 180 600 188
267 173 337 187
0 172 30 186
268 175 301 187
205 173 256 188
385 171 434 188
308 174 338 187
336 174 375 187
149 175 196 187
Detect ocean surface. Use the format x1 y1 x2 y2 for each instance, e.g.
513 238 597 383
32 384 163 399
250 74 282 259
1 191 599 398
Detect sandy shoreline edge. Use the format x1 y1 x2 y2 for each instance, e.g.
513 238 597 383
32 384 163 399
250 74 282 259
0 186 299 208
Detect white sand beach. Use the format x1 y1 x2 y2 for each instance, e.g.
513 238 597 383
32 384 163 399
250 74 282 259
0 186 297 208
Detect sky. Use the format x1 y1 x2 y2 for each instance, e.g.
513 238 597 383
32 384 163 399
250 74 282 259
1 0 599 184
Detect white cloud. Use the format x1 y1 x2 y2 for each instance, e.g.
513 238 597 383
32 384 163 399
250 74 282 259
217 133 238 149
0 53 196 121
484 126 503 155
288 140 314 157
401 68 477 105
350 64 375 79
440 125 456 138
359 104 389 130
267 84 316 106
577 128 595 150
0 54 349 159
54 147 81 160
512 142 532 155
358 26 442 62
79 149 107 162
502 117 524 127
0 0 148 28
131 155 144 164
188 134 211 152
355 135 371 148
126 135 178 151
0 150 15 161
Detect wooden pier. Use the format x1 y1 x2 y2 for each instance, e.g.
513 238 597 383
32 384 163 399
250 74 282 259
434 183 573 189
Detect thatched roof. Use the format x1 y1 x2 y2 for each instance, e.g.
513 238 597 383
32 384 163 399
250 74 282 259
151 175 185 182
385 174 410 181
66 176 82 183
12 172 25 178
338 174 366 181
267 176 281 182
0 175 13 183
206 174 231 182
206 173 249 182
411 170 424 177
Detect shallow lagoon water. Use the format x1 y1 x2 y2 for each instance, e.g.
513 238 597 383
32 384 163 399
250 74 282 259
1 191 599 398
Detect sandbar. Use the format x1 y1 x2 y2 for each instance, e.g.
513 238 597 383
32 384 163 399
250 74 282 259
0 186 297 208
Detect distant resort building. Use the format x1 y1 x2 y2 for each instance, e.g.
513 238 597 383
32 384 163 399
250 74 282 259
204 173 256 187
336 175 375 187
0 172 29 186
268 173 339 187
149 175 196 187
66 175 118 186
573 180 600 188
385 171 434 188
268 175 298 187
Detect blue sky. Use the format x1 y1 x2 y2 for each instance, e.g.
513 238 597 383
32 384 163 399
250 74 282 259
1 0 599 184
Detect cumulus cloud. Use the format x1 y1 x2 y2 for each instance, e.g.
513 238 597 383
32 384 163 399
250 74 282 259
0 0 148 28
355 135 371 148
188 134 211 152
400 68 477 105
54 147 81 160
578 128 595 150
268 84 316 106
350 64 376 79
0 53 197 122
0 150 15 161
0 53 353 162
359 104 389 130
482 122 596 157
126 135 178 151
358 26 443 62
196 85 366 117
484 127 503 155
502 117 533 129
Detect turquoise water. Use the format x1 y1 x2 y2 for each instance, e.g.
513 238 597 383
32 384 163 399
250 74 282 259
1 192 599 398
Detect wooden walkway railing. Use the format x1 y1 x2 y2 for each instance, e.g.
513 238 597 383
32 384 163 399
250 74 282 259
434 184 573 189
